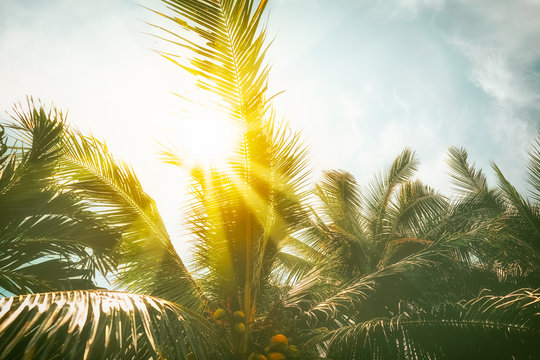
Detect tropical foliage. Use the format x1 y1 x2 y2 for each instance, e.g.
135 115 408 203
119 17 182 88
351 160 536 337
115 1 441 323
0 0 539 359
0 103 119 296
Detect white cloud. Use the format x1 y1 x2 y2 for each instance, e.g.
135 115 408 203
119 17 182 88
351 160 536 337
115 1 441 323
452 42 533 108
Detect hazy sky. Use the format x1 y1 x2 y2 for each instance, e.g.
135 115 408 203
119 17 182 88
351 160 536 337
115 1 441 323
1 0 539 256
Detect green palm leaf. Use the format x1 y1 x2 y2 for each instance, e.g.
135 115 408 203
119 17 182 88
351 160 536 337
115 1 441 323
322 288 540 359
56 128 206 310
492 162 540 247
447 146 487 194
0 290 232 360
155 0 270 126
0 102 119 295
364 148 418 242
153 4 313 356
385 180 448 239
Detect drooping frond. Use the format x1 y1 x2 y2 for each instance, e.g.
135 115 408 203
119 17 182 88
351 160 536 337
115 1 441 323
447 146 487 194
272 250 314 285
322 288 540 359
385 180 448 240
0 290 232 360
295 247 450 329
56 129 206 310
0 102 119 295
315 170 363 235
280 235 324 268
377 237 434 268
293 226 525 331
492 162 540 245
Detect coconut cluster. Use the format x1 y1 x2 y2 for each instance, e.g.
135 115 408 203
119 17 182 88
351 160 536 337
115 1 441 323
212 311 300 359
249 334 300 360
213 308 246 334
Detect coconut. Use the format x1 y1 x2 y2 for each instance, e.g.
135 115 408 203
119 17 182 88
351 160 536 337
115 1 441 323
232 310 245 322
213 308 226 320
267 353 286 360
248 353 268 360
270 334 288 347
233 322 246 334
269 334 288 352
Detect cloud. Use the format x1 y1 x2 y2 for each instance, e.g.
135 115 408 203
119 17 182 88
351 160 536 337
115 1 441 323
441 1 540 182
452 42 535 108
445 1 540 108
391 0 446 15
386 0 540 190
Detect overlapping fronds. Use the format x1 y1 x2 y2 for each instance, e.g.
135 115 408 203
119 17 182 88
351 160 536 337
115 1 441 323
309 170 370 277
321 288 540 359
3 1 539 359
0 290 232 360
56 128 205 310
304 151 442 281
385 180 448 238
152 4 315 348
492 162 540 243
186 121 312 302
364 148 419 253
295 244 451 328
0 102 119 295
291 222 535 327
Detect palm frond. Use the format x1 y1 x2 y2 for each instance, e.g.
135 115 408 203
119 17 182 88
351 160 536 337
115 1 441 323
0 290 232 360
447 146 487 194
154 4 316 340
315 170 363 235
527 132 540 202
272 251 314 286
420 187 502 242
154 0 271 126
0 101 120 295
55 129 206 310
385 180 448 240
377 237 434 268
364 148 418 240
322 288 540 359
294 229 515 328
492 162 540 244
280 235 325 265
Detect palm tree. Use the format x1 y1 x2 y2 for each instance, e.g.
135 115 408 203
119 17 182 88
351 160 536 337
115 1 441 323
279 145 540 358
301 149 447 280
0 1 539 359
0 101 119 296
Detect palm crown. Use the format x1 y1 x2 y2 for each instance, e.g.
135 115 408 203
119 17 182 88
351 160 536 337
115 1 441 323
0 1 539 359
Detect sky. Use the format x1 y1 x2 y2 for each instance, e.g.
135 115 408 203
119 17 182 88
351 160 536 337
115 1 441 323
1 0 539 257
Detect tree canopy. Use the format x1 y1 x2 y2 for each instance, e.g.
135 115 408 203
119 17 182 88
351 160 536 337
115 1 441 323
0 1 539 359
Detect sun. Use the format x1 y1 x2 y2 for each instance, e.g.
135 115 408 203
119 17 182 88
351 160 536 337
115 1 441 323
175 107 239 169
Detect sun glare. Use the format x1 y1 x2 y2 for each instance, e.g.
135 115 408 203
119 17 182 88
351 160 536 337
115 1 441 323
176 108 239 168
